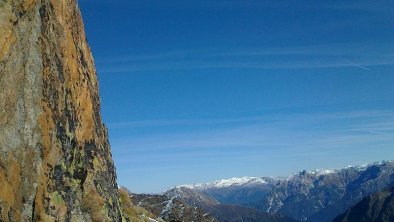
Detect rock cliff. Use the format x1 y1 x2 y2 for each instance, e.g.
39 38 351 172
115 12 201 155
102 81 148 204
0 0 123 221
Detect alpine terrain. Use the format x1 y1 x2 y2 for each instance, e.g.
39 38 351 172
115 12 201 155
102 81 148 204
171 161 394 222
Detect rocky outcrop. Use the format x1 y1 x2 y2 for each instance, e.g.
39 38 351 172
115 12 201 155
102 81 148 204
130 191 217 222
118 188 163 222
0 0 123 221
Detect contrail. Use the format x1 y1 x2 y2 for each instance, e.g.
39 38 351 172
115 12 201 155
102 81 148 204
353 64 371 71
345 60 371 71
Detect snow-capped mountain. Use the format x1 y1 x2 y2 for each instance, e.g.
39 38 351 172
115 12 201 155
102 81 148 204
175 176 278 207
178 161 394 191
167 161 394 222
178 176 270 190
260 160 394 222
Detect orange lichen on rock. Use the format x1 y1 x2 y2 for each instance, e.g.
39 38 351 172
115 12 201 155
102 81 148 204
21 0 38 11
0 8 16 60
82 188 107 221
0 0 125 221
0 154 22 221
38 102 56 161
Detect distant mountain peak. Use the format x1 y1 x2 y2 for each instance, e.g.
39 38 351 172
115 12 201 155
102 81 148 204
345 160 393 170
284 160 394 180
175 161 394 192
307 168 336 175
178 176 269 190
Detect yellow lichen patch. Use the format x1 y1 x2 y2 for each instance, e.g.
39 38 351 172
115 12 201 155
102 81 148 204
119 189 163 222
36 103 66 221
82 188 110 221
20 0 38 11
50 0 66 26
0 165 16 206
92 157 101 169
0 30 15 60
7 154 22 195
0 79 18 125
0 154 22 221
58 11 96 142
34 167 64 221
38 102 57 162
75 98 94 141
0 10 16 60
50 191 68 220
34 187 57 222
38 102 63 166
63 24 79 83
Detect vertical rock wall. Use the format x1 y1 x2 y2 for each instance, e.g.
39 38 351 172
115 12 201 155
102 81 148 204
0 0 124 221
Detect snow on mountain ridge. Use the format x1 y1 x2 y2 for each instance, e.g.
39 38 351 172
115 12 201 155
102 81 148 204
283 161 394 181
174 161 394 191
345 160 392 170
308 168 336 176
178 176 268 190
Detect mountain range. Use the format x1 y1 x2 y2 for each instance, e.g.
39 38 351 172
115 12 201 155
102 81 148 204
126 161 394 222
2 0 391 221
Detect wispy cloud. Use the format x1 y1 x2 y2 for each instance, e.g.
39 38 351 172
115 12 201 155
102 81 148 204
96 43 394 73
111 109 394 157
108 109 394 129
112 108 394 192
347 62 371 71
90 0 394 13
327 1 394 15
98 42 394 63
107 116 262 129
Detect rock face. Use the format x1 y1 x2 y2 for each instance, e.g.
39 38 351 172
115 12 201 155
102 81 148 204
0 0 123 221
333 186 394 222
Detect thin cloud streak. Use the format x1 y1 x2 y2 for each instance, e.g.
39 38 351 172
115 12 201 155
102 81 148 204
108 110 394 129
345 60 372 70
97 42 394 64
90 0 393 14
111 110 394 159
107 116 262 129
96 45 394 73
98 59 394 73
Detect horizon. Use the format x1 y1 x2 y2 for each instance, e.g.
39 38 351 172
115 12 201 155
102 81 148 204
79 0 394 193
140 160 394 193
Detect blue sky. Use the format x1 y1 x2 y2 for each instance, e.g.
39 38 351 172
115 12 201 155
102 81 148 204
79 0 394 193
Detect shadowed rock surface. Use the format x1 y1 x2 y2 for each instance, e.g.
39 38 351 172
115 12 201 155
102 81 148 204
0 0 124 220
332 185 394 222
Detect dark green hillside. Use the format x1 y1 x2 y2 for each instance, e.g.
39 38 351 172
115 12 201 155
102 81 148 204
333 186 394 222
